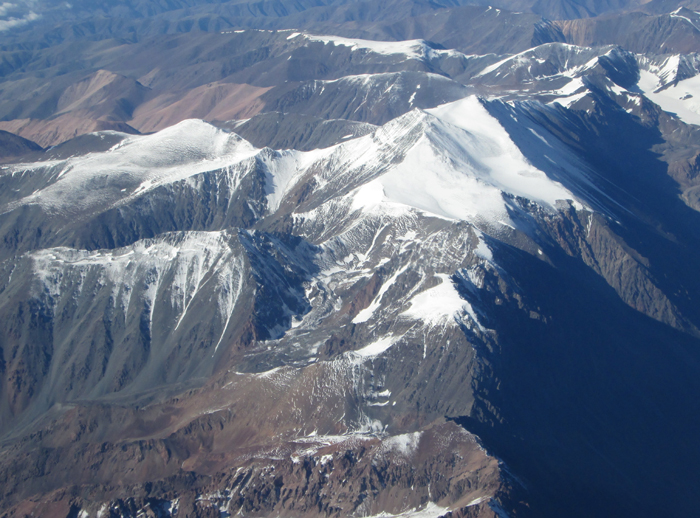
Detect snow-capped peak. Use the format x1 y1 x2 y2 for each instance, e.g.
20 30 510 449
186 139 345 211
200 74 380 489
5 119 259 215
278 96 583 229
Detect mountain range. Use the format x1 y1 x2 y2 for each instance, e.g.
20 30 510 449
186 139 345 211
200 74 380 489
1 1 700 517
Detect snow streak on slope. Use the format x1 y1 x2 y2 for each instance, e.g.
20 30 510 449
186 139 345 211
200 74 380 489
548 78 590 108
32 230 245 343
474 42 601 79
292 32 463 61
261 147 332 212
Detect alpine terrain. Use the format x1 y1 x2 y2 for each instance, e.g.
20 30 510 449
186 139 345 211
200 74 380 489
0 1 700 517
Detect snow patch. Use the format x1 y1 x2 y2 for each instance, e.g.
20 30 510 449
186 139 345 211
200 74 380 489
402 274 480 328
354 335 398 357
382 431 422 456
637 69 700 126
304 34 460 61
474 233 493 261
467 496 489 507
361 502 450 518
353 264 409 324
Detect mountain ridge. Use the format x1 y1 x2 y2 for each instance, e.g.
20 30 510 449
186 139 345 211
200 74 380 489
1 1 700 517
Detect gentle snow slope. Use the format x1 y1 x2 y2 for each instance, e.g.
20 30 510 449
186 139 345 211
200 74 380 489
6 119 258 214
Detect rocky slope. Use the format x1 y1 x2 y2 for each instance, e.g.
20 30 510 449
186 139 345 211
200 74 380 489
1 1 700 518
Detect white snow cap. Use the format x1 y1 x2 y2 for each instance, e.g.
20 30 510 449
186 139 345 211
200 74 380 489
347 96 581 225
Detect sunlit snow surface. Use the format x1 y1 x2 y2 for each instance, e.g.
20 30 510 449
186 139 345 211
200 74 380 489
354 335 400 357
637 69 700 126
310 97 582 227
5 119 258 215
402 273 483 329
426 97 579 210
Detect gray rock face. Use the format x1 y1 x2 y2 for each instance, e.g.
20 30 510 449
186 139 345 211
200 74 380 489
0 131 42 162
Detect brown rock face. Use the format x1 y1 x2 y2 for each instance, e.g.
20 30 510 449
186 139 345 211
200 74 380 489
0 404 508 518
129 82 272 134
